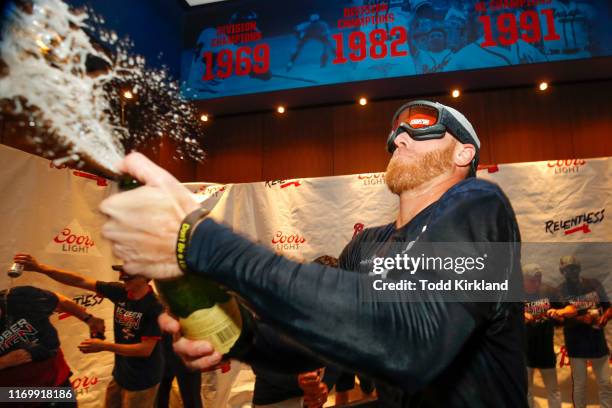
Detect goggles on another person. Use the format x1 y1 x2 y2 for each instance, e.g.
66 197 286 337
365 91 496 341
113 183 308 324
386 100 480 176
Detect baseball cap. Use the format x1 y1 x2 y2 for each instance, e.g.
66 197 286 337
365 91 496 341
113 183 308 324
112 264 134 281
559 255 580 269
522 263 543 278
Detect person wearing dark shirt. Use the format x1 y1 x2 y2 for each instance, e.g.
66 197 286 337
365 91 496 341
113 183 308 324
250 256 338 408
157 332 202 408
319 254 375 406
99 100 527 407
13 254 164 408
522 263 575 408
556 255 612 408
0 285 104 396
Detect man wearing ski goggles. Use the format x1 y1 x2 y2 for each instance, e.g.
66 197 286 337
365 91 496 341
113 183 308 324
386 100 480 178
101 99 526 407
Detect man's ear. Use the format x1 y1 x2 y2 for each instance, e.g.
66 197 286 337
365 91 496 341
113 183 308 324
455 143 476 167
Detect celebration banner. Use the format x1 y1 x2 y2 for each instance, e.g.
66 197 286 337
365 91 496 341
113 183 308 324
2 143 610 406
193 157 611 407
0 145 117 406
181 0 612 99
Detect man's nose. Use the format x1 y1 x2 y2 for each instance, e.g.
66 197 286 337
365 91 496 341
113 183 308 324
394 132 411 149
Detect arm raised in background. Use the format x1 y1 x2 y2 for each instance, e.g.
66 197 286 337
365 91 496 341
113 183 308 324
55 293 105 335
14 253 97 292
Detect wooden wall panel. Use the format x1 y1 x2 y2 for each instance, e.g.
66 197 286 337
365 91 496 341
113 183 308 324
194 80 612 184
3 79 612 183
196 113 264 183
332 100 397 176
157 136 196 182
565 82 612 159
261 106 334 180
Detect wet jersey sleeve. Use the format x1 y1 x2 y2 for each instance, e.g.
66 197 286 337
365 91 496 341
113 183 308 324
186 189 519 391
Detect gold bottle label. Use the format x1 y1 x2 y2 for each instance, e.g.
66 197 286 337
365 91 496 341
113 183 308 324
179 299 242 354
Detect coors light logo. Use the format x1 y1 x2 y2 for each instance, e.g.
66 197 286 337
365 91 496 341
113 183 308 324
358 172 385 186
45 220 102 256
71 375 99 396
272 231 306 250
547 159 587 175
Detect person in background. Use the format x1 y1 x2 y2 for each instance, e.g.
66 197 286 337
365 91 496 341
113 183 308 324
522 263 575 408
556 255 612 408
0 284 104 396
13 253 164 408
157 331 202 408
249 256 339 408
312 255 374 407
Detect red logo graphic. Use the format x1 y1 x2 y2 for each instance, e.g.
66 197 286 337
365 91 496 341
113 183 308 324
116 307 143 329
547 159 586 175
73 170 108 187
71 375 99 395
265 179 301 189
353 223 364 237
280 181 301 189
558 346 569 368
477 164 499 174
199 185 226 197
272 231 306 251
54 228 95 248
358 173 385 186
47 220 101 256
564 224 591 236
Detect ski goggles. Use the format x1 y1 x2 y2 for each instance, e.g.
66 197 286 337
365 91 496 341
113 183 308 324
387 100 480 176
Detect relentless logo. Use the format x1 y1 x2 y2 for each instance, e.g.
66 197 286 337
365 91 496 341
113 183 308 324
265 179 301 189
544 208 605 235
0 318 38 352
358 173 385 186
272 231 306 251
58 293 104 320
46 220 102 256
547 159 587 175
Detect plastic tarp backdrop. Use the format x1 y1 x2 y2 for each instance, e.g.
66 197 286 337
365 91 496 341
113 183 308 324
1 143 610 406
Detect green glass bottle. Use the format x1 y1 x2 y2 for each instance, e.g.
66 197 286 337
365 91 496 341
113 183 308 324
118 175 243 354
154 275 243 354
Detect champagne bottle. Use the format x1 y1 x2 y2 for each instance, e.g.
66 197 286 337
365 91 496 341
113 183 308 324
118 175 245 355
154 275 243 354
